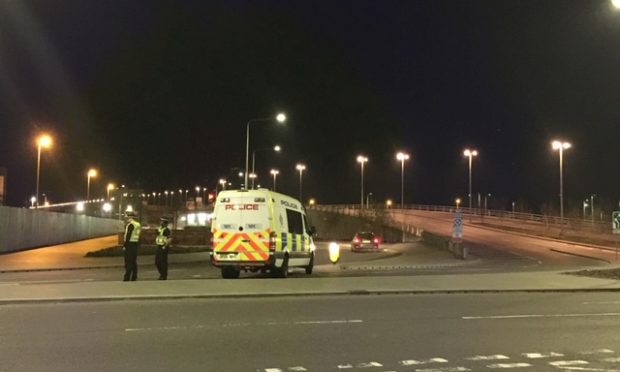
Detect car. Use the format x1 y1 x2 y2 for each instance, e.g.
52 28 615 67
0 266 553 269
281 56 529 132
351 232 381 251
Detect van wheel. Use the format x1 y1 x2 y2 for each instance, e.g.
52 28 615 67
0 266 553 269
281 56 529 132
272 255 289 278
221 267 240 279
305 253 314 275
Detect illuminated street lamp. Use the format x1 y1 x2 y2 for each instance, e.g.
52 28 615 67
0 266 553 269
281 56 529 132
219 178 227 192
455 198 462 208
357 155 368 209
296 163 306 201
552 140 571 231
252 145 281 189
270 169 279 191
396 152 410 209
309 198 316 206
35 134 52 208
613 0 620 9
30 196 36 208
107 183 115 200
463 148 478 209
245 113 286 188
86 168 98 201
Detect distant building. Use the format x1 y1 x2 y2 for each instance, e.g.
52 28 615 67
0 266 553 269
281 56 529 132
0 167 6 205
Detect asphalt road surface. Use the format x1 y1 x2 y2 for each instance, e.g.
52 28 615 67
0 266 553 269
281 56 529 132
2 292 620 371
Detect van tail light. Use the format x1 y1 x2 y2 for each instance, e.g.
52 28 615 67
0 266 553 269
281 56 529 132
269 232 277 252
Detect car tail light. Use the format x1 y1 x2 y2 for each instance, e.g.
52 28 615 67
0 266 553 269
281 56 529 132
353 236 360 244
269 232 277 251
373 238 379 244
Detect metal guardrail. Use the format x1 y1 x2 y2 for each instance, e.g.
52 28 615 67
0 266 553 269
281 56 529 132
311 203 613 235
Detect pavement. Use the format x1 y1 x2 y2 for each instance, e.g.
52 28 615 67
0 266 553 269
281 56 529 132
1 235 619 304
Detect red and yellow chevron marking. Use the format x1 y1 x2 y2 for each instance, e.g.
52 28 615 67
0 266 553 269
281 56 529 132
212 228 271 261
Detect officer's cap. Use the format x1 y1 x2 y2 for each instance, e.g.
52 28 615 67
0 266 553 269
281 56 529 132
160 216 171 222
125 211 137 218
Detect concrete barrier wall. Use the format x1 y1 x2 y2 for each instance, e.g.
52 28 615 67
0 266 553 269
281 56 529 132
0 206 123 253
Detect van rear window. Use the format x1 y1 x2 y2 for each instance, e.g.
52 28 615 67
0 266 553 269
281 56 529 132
286 209 304 234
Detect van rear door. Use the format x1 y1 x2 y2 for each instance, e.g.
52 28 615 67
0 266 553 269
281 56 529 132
213 195 271 263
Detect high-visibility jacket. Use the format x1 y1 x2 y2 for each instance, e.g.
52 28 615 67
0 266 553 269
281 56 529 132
156 226 170 246
125 220 141 243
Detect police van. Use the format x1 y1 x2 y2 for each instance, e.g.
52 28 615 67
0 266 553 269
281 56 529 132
210 189 316 279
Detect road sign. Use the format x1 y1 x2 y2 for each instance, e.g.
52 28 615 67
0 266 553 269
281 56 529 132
452 208 463 240
613 211 620 234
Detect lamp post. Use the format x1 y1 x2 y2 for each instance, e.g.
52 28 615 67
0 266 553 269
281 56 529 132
357 155 368 209
107 183 115 200
590 194 595 224
296 163 306 201
270 169 279 191
245 113 286 189
463 148 478 209
86 168 97 201
395 152 410 209
552 140 571 232
35 134 52 208
251 145 281 189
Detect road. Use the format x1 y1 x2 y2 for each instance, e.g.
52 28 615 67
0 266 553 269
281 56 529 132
2 292 620 371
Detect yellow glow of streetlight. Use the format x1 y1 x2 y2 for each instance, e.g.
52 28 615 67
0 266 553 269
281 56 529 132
88 168 97 178
309 198 316 206
613 0 620 9
386 199 393 207
463 149 478 157
396 152 410 161
219 179 226 185
455 198 462 207
552 140 571 150
356 155 368 163
107 183 115 191
270 169 279 176
274 145 281 152
296 164 306 171
37 134 53 149
276 113 286 123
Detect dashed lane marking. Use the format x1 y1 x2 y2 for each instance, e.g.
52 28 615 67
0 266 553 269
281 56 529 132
487 363 531 369
414 367 470 372
463 313 620 320
602 358 620 363
557 368 620 371
400 358 449 366
466 355 509 361
549 360 590 367
522 352 564 359
580 349 615 355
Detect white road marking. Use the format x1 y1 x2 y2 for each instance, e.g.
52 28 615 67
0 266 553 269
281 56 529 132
357 362 383 368
125 319 362 332
414 367 470 372
463 313 620 320
466 355 509 361
580 349 615 355
264 369 282 372
582 301 620 305
288 367 307 371
558 368 620 371
549 360 589 367
400 358 448 366
602 357 620 363
0 283 19 286
487 363 531 368
337 364 353 369
522 352 564 359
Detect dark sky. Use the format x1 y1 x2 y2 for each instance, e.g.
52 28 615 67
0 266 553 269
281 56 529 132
1 0 619 213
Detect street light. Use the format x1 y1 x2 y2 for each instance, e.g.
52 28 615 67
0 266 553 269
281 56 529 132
245 113 286 188
357 155 368 209
463 148 478 209
252 145 281 189
386 199 392 209
270 169 279 191
35 134 52 208
552 140 571 231
86 168 98 201
107 183 115 200
296 163 306 201
613 0 620 9
219 178 227 191
395 152 410 209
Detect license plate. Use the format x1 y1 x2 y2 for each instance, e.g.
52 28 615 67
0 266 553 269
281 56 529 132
362 240 371 243
217 252 238 260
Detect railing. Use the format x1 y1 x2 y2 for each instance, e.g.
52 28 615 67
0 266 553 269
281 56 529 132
310 203 613 236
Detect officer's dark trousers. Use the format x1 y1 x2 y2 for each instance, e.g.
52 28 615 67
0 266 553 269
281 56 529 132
123 242 139 281
155 246 168 280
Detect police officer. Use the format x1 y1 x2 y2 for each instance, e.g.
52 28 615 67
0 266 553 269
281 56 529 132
155 216 172 280
123 211 141 281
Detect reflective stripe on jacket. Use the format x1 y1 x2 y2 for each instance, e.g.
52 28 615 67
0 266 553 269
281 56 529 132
156 226 169 246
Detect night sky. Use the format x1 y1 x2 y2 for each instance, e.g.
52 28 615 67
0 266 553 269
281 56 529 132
1 0 619 214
